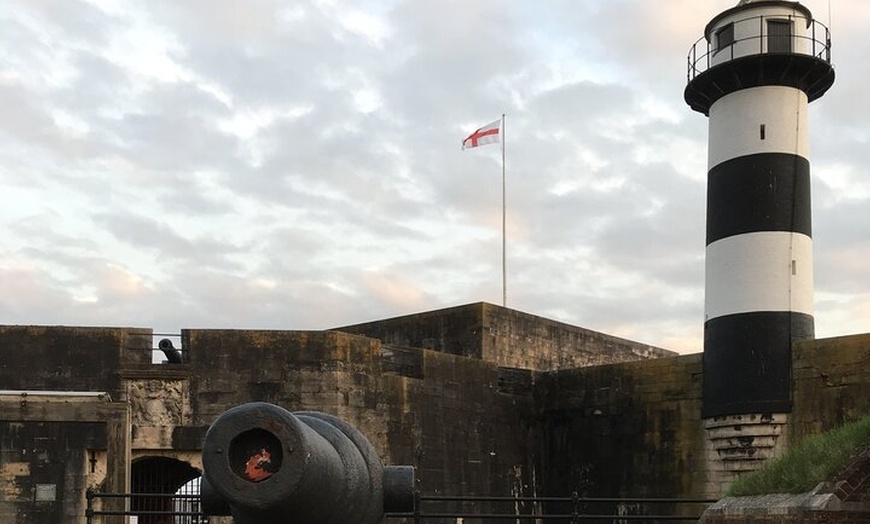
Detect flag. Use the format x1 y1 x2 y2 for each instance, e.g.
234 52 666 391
462 119 501 150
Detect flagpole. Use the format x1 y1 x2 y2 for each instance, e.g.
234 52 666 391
501 113 506 307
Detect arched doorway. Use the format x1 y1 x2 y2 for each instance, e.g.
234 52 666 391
131 456 206 524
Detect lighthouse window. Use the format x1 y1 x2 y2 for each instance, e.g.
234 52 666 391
768 19 793 53
715 24 734 53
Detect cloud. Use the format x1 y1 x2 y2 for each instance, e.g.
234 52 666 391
0 0 865 354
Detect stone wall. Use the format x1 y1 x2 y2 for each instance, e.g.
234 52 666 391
0 325 540 523
0 420 103 523
790 334 870 441
1 322 866 524
0 391 132 524
535 354 706 501
701 502 870 523
0 326 152 398
339 303 486 360
181 328 539 496
339 302 675 371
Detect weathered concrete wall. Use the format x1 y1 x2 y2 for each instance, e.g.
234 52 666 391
0 421 103 523
0 326 152 399
532 334 870 503
791 334 870 441
1 322 867 524
339 303 487 360
0 392 132 524
535 353 706 500
340 302 675 371
0 325 540 523
480 304 675 370
181 328 538 496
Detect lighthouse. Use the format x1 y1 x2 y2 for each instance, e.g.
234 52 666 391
685 0 834 495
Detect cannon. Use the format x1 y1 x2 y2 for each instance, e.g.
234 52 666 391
158 338 184 363
200 402 415 524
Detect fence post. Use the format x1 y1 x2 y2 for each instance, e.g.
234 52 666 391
570 491 579 524
85 488 94 524
413 490 421 524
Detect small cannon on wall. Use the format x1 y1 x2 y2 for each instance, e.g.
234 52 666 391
200 402 415 524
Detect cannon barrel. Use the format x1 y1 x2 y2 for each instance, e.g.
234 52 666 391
158 338 184 363
201 402 415 524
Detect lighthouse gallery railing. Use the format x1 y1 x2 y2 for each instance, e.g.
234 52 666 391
687 14 831 83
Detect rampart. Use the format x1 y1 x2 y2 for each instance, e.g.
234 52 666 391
0 304 868 524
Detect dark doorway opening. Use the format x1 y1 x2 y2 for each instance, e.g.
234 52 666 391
130 457 207 524
768 19 793 53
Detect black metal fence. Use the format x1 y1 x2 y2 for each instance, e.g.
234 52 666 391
86 490 209 523
86 490 714 523
389 493 714 522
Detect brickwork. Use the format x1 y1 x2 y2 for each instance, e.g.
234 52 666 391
829 446 870 504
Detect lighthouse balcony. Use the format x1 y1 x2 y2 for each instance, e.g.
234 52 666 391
685 13 834 115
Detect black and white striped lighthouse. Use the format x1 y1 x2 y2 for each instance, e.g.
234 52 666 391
685 0 834 486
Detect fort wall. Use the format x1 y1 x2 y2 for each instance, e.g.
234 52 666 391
0 319 868 523
535 354 706 500
339 302 675 371
791 334 870 441
0 322 540 523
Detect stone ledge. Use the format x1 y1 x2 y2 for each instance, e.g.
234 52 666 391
700 485 870 523
704 490 838 516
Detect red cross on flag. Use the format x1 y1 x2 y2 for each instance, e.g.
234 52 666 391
462 119 501 150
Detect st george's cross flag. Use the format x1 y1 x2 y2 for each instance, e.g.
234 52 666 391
462 119 501 150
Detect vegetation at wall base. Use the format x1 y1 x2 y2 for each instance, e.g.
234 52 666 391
727 414 870 497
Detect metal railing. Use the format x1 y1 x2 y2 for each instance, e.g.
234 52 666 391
687 14 831 83
86 490 209 523
86 490 715 523
388 492 716 522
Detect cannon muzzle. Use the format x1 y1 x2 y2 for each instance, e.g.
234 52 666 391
201 402 415 524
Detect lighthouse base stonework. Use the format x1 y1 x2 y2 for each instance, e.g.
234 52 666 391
703 413 789 497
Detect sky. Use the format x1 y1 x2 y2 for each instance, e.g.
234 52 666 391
0 0 867 354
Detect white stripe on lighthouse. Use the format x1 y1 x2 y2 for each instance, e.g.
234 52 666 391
705 231 813 321
708 86 809 170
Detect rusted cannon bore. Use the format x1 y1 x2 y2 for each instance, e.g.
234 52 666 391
201 402 415 524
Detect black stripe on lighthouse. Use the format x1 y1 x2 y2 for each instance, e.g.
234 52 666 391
703 312 813 418
707 153 811 244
